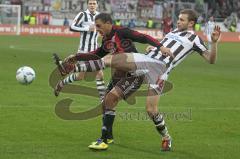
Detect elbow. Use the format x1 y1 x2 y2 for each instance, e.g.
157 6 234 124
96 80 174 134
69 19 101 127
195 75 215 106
69 27 74 32
69 27 78 32
69 24 77 32
69 25 74 31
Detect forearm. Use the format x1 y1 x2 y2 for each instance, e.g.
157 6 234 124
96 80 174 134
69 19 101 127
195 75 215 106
70 25 89 32
209 42 217 64
74 52 101 61
70 12 89 32
124 29 162 48
142 35 163 48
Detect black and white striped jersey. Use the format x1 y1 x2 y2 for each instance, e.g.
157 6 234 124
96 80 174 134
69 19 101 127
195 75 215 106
70 9 99 53
146 29 207 80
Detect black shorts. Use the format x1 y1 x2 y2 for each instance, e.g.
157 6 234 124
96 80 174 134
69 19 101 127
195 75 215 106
106 71 144 100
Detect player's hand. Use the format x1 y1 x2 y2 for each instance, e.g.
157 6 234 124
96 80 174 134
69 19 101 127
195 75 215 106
64 54 76 64
160 46 174 58
211 25 221 43
89 24 96 32
146 45 155 52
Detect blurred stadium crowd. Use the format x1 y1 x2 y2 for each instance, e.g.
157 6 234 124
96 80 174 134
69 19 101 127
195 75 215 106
0 0 239 32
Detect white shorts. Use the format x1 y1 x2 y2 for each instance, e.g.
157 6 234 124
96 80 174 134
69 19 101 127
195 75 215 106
132 53 167 94
77 50 88 54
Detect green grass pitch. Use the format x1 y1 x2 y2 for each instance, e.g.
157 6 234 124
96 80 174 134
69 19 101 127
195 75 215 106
0 35 239 159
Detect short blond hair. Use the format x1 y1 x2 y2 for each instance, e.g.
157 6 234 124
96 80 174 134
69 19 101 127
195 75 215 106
180 9 198 24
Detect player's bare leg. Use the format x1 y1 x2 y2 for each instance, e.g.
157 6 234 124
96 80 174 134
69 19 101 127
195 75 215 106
146 88 172 151
103 53 137 72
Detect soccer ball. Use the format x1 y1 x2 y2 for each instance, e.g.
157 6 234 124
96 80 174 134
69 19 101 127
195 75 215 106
16 66 36 85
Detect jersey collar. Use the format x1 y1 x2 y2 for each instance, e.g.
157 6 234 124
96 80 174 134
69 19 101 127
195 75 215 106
86 9 99 16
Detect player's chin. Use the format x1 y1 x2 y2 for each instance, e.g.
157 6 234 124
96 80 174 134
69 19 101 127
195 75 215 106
177 26 183 31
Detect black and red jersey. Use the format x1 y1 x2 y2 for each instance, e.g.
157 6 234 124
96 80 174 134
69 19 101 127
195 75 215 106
89 26 162 57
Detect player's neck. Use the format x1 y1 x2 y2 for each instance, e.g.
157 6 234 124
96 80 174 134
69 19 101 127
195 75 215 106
90 11 96 15
88 9 96 15
106 25 113 37
187 26 194 31
178 28 188 32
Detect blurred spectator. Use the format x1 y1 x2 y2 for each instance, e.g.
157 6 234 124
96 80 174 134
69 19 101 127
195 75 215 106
206 0 240 20
42 16 49 25
204 16 215 50
194 23 201 31
146 18 154 29
195 0 204 13
29 14 36 25
162 14 173 35
10 0 240 29
194 15 204 31
128 19 136 28
224 12 238 32
63 17 69 26
23 12 30 24
114 19 121 26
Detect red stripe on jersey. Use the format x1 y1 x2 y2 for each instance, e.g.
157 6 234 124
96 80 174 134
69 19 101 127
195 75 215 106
114 33 125 53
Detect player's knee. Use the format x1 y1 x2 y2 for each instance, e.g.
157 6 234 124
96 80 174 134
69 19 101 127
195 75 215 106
103 93 120 108
96 71 104 79
103 55 112 67
76 73 84 80
113 54 135 71
146 105 157 119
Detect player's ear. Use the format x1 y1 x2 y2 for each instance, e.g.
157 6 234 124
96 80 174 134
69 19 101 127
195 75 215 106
189 21 195 28
106 21 111 25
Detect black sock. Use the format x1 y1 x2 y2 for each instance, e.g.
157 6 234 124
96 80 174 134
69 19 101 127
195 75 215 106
101 109 116 143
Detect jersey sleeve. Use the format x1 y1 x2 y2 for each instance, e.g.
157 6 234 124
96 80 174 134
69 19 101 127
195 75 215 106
70 12 90 32
121 28 162 48
89 47 108 58
192 35 208 55
75 38 110 59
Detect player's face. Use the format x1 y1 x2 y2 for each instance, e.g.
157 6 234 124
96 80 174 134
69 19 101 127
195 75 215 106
95 19 112 36
87 0 98 14
209 16 214 22
177 14 194 31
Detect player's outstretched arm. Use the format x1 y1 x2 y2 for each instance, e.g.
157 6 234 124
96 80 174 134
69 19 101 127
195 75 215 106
123 28 174 57
70 12 91 32
63 47 104 64
202 25 221 64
